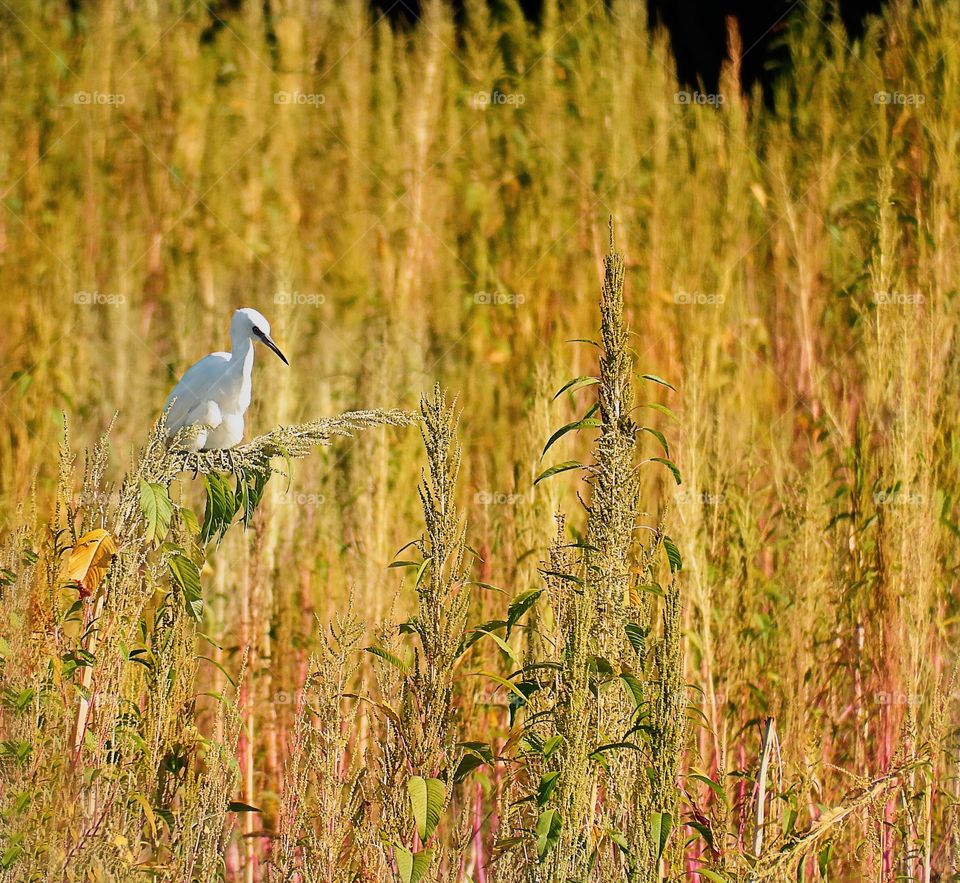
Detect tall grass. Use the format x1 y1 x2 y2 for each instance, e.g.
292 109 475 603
2 0 960 880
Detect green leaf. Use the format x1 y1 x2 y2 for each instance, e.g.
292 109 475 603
472 671 529 700
535 809 562 859
542 735 563 759
1 843 23 869
534 461 583 486
470 627 518 664
408 777 445 841
179 506 201 536
651 457 682 485
542 418 602 457
687 821 715 851
167 552 203 621
457 620 507 656
414 556 432 587
364 645 411 674
693 869 730 883
506 589 542 637
236 468 269 528
818 842 833 879
590 742 643 764
536 771 560 806
650 810 672 863
619 672 645 709
639 373 676 391
663 536 683 572
539 569 585 588
640 426 670 457
468 580 507 594
227 801 261 813
554 375 600 399
606 828 629 852
454 742 494 782
689 772 727 806
139 481 174 547
201 474 238 545
641 402 680 423
625 622 647 656
395 846 433 883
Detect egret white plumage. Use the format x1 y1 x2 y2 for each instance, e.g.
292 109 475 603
163 308 288 452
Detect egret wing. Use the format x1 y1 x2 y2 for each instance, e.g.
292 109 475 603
163 352 230 435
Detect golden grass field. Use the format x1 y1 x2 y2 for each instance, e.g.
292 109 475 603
1 0 959 880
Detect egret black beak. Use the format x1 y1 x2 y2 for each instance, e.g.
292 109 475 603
263 335 289 365
254 327 289 365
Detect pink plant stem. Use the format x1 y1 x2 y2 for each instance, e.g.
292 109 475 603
473 780 486 883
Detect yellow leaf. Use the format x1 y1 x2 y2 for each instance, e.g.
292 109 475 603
63 529 117 597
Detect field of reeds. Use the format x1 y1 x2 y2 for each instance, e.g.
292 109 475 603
1 0 959 880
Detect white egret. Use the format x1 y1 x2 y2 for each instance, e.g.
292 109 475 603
163 307 288 452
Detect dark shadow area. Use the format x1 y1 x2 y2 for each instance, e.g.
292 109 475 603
370 0 891 95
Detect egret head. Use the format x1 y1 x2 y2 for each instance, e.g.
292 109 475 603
232 307 289 365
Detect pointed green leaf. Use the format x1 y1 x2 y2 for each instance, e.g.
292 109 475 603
167 552 202 621
395 847 433 883
650 810 672 862
227 801 260 813
472 671 529 700
663 536 683 572
619 672 645 709
535 809 563 859
554 376 600 399
689 772 728 806
693 868 730 882
639 373 676 391
623 622 647 656
364 645 411 674
542 418 602 457
407 777 444 841
533 461 583 486
641 402 680 423
536 771 560 806
640 426 670 457
651 457 682 485
506 589 542 637
408 777 427 840
542 735 563 759
139 481 174 547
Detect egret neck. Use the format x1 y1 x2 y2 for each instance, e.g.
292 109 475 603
229 318 257 414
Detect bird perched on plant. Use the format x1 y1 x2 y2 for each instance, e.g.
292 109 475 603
163 308 288 452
